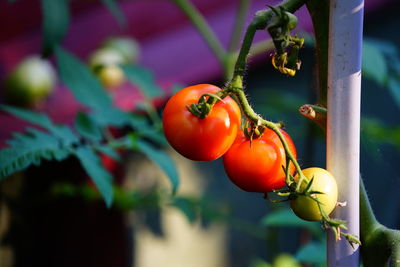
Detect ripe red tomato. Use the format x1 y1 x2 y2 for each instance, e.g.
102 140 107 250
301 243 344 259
223 128 296 192
162 84 241 161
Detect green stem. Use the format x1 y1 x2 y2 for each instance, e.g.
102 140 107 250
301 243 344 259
171 0 227 67
191 0 307 185
232 0 306 79
228 0 251 53
360 177 379 236
233 22 257 79
230 87 304 182
359 175 400 267
249 39 275 56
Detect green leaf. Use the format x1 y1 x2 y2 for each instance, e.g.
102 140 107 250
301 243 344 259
94 145 121 161
121 65 164 98
364 37 398 57
55 47 112 111
362 40 388 86
100 0 126 27
127 114 167 146
90 108 167 145
51 124 80 145
87 106 167 146
74 112 103 141
295 241 326 265
260 208 323 239
171 197 198 223
0 105 79 145
55 47 149 130
361 118 400 150
41 0 70 56
137 127 167 146
0 128 72 179
90 106 131 127
1 105 55 129
388 77 400 109
136 139 179 194
74 146 114 208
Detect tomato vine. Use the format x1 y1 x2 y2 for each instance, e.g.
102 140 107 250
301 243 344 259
165 0 364 248
165 0 400 264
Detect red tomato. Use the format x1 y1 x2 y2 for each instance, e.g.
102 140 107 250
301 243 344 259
162 84 241 161
223 128 297 192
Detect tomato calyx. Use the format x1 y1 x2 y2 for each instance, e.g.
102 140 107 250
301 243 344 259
243 120 266 143
186 92 225 119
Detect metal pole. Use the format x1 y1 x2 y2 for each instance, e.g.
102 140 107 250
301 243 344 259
326 0 364 266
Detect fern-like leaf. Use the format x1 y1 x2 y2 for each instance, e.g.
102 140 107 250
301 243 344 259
0 128 73 179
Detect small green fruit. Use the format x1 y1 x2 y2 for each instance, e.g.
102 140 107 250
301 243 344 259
88 47 126 70
273 253 301 267
97 65 125 89
102 37 140 64
4 55 56 107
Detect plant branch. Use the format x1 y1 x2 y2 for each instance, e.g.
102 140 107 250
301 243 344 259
192 0 307 182
248 39 275 57
228 87 305 183
360 176 400 267
228 0 251 53
171 0 227 67
299 104 327 132
360 177 379 236
232 0 306 80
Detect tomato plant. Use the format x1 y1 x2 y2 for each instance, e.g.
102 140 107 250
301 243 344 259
162 84 241 161
223 128 297 193
290 167 338 221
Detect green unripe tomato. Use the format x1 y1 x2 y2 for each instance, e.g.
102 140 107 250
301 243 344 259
290 167 338 221
88 47 126 70
4 55 56 107
102 37 140 64
97 65 125 89
273 253 301 267
88 48 126 89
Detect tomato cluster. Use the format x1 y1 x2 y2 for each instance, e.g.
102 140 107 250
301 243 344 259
162 84 338 221
162 84 295 191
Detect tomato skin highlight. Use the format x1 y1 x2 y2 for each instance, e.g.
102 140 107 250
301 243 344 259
223 128 297 192
290 167 338 221
162 84 241 161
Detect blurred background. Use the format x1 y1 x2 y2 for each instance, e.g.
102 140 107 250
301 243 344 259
0 0 399 267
